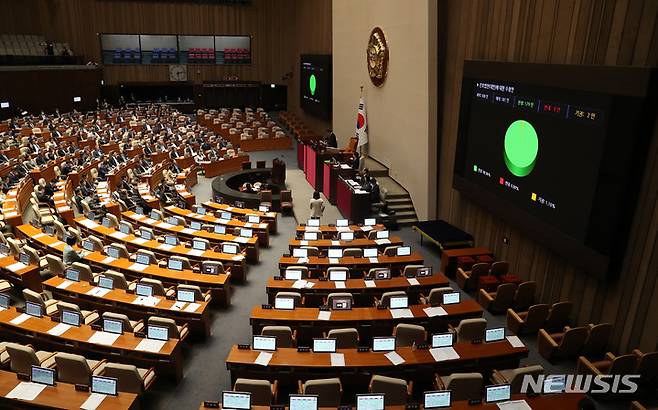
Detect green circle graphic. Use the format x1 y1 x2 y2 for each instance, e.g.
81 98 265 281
309 74 317 96
504 120 538 177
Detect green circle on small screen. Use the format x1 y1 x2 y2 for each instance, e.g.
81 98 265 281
309 74 317 96
504 120 538 177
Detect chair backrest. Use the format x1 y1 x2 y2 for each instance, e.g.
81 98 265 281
455 318 487 342
326 267 350 280
581 323 612 357
6 343 41 374
490 261 510 276
555 326 589 358
303 378 342 407
108 243 130 259
147 316 180 338
53 220 66 239
326 292 353 306
607 354 638 375
56 301 83 318
105 213 119 228
136 250 156 264
280 190 292 202
513 281 536 310
22 288 47 307
523 304 550 332
22 245 41 266
275 291 302 307
45 254 65 276
504 365 544 393
54 352 91 385
545 302 573 331
102 311 135 332
259 190 272 202
490 283 517 311
261 326 294 347
102 363 145 393
442 373 484 401
86 235 104 252
369 375 408 406
177 284 204 301
327 328 359 349
140 278 167 296
394 323 427 347
343 248 363 258
635 351 658 386
402 265 424 277
383 246 399 256
380 291 407 307
103 270 129 289
233 378 273 406
6 238 20 256
427 287 455 305
201 261 224 274
71 262 95 282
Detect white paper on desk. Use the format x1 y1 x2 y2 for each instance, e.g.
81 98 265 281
423 306 447 317
232 255 244 261
157 243 174 251
136 338 166 353
131 238 147 245
5 381 47 401
184 302 201 313
234 237 248 244
318 310 331 321
430 347 460 362
497 400 533 410
329 258 339 264
187 249 204 257
6 262 28 272
101 256 116 264
33 233 46 239
47 323 71 336
390 308 414 319
374 239 391 245
368 257 379 264
292 280 307 289
361 226 373 231
181 228 196 235
407 278 420 286
254 352 272 366
225 206 234 211
87 287 111 297
334 281 346 289
144 218 156 225
88 331 120 346
79 219 99 228
157 222 174 229
51 241 65 248
80 392 107 410
142 296 160 307
110 231 128 239
300 240 308 246
364 280 376 288
171 301 185 311
10 313 31 325
244 222 253 228
297 257 309 264
129 263 148 271
56 280 73 289
331 240 340 246
384 351 405 366
304 281 315 288
340 164 351 169
354 189 368 194
336 227 351 232
330 353 345 367
506 335 525 348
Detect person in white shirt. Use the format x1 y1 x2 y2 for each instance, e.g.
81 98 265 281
309 191 325 219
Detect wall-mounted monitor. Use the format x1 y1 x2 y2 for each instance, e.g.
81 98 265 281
300 54 332 120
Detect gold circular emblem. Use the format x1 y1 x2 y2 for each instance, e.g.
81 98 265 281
367 27 388 87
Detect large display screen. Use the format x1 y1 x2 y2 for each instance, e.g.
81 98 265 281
453 61 656 276
300 54 332 120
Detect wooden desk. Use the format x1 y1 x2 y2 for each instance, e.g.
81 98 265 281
150 152 169 165
163 207 270 247
239 136 292 152
198 394 585 410
439 247 495 277
17 224 233 307
107 158 138 192
336 177 371 223
201 201 278 234
288 236 404 253
0 255 42 291
201 155 250 178
2 177 33 228
0 369 139 409
117 213 258 266
0 307 184 381
250 300 483 345
294 224 386 239
225 341 528 387
101 143 120 154
265 274 450 306
278 254 425 277
53 180 75 226
29 153 78 184
175 156 196 170
44 276 211 338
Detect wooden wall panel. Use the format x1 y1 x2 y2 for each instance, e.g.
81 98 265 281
437 0 658 352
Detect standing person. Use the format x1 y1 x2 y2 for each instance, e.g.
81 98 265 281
309 191 325 220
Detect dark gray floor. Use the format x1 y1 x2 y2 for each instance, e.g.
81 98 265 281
140 148 650 409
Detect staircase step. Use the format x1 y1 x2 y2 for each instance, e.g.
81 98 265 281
388 204 415 212
386 197 412 204
385 192 410 200
394 210 417 218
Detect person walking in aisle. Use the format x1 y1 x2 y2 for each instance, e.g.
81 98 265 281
309 191 325 220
